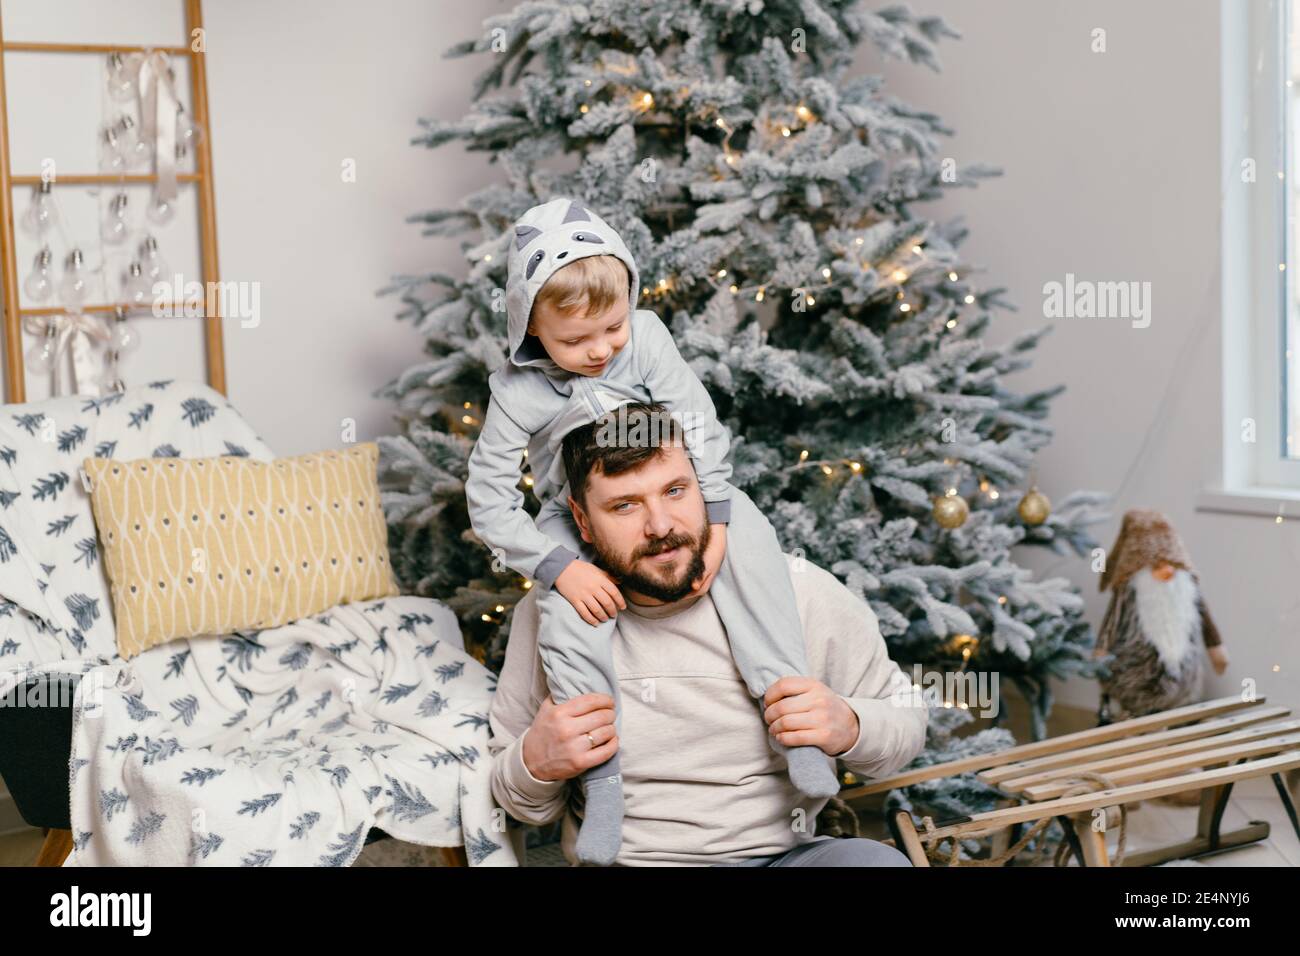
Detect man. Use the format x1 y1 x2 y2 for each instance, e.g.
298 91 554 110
487 402 928 866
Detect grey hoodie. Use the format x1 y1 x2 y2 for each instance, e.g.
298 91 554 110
466 197 733 589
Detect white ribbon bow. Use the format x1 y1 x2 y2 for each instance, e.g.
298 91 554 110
135 50 179 203
22 312 113 397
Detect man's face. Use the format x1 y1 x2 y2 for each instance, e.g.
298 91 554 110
570 441 711 603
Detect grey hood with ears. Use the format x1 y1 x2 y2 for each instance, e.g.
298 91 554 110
504 197 641 370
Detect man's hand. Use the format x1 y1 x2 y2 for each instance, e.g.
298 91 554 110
691 522 727 595
761 676 860 757
521 693 619 782
555 559 627 626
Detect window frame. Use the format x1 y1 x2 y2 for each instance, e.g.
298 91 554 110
1216 0 1300 496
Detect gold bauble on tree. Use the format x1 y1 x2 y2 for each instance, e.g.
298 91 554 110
1017 487 1051 526
932 493 969 529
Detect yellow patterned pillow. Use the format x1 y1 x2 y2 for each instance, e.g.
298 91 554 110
84 442 400 660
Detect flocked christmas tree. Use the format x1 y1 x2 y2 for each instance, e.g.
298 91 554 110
375 0 1108 848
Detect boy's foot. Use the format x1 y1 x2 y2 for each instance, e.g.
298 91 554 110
781 742 842 798
575 773 624 865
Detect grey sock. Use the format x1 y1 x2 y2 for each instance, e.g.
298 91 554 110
575 756 624 865
781 743 842 797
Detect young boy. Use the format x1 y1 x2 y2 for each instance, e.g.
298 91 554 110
466 197 840 865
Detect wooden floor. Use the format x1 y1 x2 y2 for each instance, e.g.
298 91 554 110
0 828 44 867
1109 775 1299 867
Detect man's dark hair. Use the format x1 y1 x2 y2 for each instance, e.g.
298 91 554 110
561 402 686 505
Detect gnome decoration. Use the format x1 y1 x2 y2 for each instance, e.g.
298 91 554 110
1095 509 1229 727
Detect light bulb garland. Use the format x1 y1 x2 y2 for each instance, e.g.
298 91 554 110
20 51 208 395
678 260 976 312
677 238 976 313
944 633 980 659
790 449 868 479
604 87 979 315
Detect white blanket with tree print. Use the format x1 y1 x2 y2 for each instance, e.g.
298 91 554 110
0 380 515 866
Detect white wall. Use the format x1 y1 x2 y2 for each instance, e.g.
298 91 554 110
0 0 1293 748
875 0 1299 716
201 0 498 453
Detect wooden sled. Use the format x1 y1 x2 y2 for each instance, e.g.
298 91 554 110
838 694 1300 866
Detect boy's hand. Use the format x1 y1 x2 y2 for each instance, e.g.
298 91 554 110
555 559 626 626
691 522 727 595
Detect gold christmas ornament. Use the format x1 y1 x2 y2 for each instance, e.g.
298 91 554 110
1018 487 1051 525
932 493 969 529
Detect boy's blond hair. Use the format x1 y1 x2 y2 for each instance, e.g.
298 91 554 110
530 254 629 325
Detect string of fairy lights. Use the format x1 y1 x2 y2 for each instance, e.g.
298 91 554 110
457 75 1054 643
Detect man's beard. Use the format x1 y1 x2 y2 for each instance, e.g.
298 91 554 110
590 518 711 604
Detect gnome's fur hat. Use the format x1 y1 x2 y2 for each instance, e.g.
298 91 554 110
503 197 640 372
1099 509 1197 594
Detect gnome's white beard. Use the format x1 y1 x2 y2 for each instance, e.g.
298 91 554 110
1133 568 1200 672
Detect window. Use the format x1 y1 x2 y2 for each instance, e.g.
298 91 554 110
1206 0 1300 512
1286 0 1300 464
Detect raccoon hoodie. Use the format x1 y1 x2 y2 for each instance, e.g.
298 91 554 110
465 196 734 590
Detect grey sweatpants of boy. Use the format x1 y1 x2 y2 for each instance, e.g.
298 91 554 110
533 481 807 783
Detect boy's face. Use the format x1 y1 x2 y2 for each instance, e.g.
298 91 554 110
527 296 630 376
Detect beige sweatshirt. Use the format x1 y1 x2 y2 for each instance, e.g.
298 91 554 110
487 555 929 866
